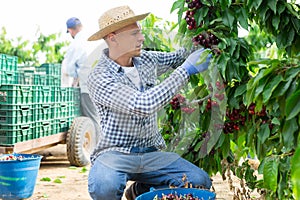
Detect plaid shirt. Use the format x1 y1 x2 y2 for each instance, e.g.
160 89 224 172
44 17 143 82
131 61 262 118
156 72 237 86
88 48 190 164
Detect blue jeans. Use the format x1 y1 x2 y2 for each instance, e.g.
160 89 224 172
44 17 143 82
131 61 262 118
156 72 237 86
88 150 212 200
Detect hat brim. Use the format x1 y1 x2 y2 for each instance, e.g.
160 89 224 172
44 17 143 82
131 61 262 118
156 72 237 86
88 12 150 41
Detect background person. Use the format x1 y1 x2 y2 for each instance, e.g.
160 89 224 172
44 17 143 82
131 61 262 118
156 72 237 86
61 17 101 141
87 5 213 200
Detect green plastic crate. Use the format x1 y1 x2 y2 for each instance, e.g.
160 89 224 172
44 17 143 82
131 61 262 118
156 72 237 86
68 102 81 117
32 85 52 103
69 87 80 103
57 87 69 102
0 85 33 104
59 118 69 133
0 104 34 124
47 75 61 86
53 103 68 119
34 120 52 138
0 71 15 85
34 104 54 121
33 74 47 85
35 63 61 76
51 87 60 103
0 123 33 145
0 54 18 72
51 119 59 135
0 71 25 85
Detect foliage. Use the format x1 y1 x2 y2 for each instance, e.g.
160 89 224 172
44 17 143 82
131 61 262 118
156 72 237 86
142 13 178 52
0 27 68 66
154 0 300 199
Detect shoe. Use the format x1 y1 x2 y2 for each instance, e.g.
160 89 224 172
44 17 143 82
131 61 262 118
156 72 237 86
125 182 138 200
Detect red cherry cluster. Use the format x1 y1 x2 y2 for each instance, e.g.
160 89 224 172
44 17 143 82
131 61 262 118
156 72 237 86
170 94 196 114
205 81 227 110
170 94 186 110
184 0 203 30
205 98 219 111
192 32 220 49
223 108 246 134
223 103 273 134
248 103 273 129
181 107 196 114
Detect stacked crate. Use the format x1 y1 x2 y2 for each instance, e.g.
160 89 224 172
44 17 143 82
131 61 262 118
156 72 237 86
0 53 81 146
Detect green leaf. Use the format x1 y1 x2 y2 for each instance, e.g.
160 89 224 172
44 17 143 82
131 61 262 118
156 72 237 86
267 1 277 14
291 17 300 34
170 0 184 13
196 7 209 23
247 0 263 10
40 177 51 182
220 0 231 9
80 167 88 173
254 76 269 101
271 117 280 125
196 49 211 65
263 156 278 192
53 178 62 183
222 8 235 29
286 90 300 120
237 7 249 30
286 3 300 18
257 124 270 144
228 38 237 56
258 1 269 22
284 66 300 80
273 79 292 98
234 84 246 97
277 27 295 49
277 1 285 15
68 166 77 170
291 145 300 200
282 118 298 150
272 15 280 30
215 53 229 79
262 75 283 103
247 58 273 66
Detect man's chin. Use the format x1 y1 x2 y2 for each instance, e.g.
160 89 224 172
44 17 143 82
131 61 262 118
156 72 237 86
132 49 142 57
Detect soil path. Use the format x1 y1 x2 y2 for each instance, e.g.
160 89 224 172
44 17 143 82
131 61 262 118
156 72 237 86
27 144 246 200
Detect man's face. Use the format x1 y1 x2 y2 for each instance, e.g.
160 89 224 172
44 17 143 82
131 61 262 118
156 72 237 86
113 23 145 58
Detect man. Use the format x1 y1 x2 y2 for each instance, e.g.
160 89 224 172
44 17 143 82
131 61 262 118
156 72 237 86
87 5 212 200
61 17 101 141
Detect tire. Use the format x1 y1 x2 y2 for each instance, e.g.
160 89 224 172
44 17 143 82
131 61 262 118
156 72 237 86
66 116 97 167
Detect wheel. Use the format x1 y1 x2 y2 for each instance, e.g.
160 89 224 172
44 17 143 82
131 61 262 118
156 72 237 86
66 116 97 167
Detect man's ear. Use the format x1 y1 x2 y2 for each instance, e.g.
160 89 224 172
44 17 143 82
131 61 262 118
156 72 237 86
107 33 117 42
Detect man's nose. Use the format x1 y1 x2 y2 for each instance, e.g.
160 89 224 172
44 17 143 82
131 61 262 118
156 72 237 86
138 32 145 41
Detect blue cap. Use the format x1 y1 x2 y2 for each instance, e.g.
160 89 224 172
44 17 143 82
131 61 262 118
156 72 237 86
66 17 81 32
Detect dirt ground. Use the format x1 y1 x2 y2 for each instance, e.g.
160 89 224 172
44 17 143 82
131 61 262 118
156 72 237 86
26 144 260 200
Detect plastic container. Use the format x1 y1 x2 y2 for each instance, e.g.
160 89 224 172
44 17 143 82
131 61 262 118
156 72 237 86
0 153 43 200
136 188 216 200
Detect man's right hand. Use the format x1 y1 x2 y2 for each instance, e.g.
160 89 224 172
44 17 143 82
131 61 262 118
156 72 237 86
181 48 212 75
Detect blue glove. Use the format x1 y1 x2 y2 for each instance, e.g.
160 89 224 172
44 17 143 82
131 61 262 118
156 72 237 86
181 48 212 75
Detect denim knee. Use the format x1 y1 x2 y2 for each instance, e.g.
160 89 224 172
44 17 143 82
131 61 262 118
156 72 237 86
88 160 127 200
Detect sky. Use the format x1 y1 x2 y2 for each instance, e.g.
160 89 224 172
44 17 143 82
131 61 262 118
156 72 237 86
0 0 177 42
1 0 299 43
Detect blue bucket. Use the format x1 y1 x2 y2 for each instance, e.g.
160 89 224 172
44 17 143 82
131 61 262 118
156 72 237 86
0 153 42 200
136 188 216 200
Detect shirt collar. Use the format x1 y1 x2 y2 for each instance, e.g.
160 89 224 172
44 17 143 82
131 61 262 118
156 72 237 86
102 48 142 73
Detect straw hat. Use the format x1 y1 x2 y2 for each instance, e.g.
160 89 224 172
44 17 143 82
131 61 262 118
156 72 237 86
88 6 150 41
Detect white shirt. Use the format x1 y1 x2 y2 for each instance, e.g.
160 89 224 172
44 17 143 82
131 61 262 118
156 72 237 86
61 31 106 93
122 66 142 90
